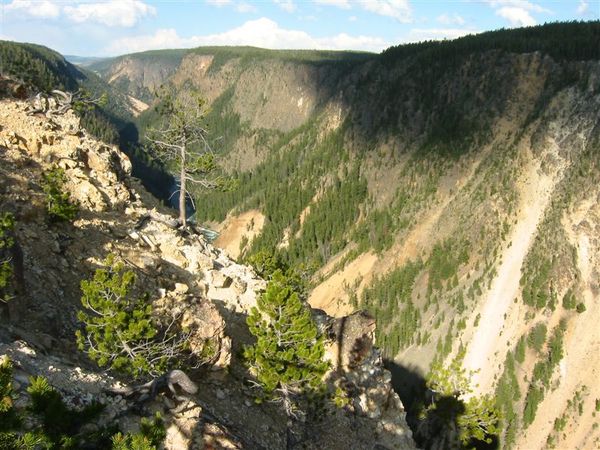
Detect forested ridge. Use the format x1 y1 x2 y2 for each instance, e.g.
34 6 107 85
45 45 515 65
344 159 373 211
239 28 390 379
382 20 600 63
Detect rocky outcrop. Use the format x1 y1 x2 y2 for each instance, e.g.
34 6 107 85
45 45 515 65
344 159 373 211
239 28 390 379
311 311 415 449
0 98 416 449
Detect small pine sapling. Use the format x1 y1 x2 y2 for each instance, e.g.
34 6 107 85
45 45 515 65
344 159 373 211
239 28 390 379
0 357 20 432
41 167 78 222
77 255 194 379
111 412 165 450
244 270 329 418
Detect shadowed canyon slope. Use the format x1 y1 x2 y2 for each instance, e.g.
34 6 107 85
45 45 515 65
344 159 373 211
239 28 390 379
90 22 600 449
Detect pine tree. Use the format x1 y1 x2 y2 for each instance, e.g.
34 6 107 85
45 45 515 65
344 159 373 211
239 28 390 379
76 255 194 379
244 270 329 417
146 87 232 227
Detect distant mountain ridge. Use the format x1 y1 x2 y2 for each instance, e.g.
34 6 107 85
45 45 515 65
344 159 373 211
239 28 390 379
64 54 107 67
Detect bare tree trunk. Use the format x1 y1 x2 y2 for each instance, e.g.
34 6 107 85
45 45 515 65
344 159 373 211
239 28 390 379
179 144 187 227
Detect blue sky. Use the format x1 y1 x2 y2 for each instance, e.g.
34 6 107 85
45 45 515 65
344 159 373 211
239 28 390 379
1 0 598 56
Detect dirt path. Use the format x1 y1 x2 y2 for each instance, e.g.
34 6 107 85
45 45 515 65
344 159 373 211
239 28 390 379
463 147 565 394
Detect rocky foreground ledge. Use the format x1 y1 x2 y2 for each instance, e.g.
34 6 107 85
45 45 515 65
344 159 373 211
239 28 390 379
0 98 416 449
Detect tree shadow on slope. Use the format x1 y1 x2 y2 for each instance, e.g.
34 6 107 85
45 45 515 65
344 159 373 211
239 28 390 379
385 359 499 450
190 299 285 449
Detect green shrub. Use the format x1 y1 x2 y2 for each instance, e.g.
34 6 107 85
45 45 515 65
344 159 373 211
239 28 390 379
553 414 567 432
515 335 526 363
111 412 165 450
527 323 547 353
245 249 283 279
0 213 14 248
77 255 193 379
495 352 520 447
523 321 567 428
427 238 470 292
562 289 577 310
244 249 311 298
244 270 329 416
111 433 156 450
0 431 49 450
360 260 423 356
0 357 167 449
576 302 586 313
523 384 544 427
420 357 500 447
27 375 104 445
0 357 20 432
0 213 15 303
0 359 52 449
41 167 78 222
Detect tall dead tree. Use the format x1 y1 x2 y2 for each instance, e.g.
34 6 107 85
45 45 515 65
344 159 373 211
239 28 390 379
147 88 226 228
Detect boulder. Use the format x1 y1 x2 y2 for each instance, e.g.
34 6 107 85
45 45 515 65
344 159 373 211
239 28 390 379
154 293 230 370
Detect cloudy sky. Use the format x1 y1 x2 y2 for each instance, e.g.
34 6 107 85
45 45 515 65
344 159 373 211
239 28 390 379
1 0 598 56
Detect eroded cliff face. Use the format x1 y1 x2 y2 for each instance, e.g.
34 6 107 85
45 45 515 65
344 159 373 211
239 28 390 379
0 97 416 449
103 55 182 103
98 50 367 133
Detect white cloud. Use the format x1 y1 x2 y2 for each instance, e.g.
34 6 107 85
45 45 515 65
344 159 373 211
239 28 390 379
4 0 60 19
273 0 297 13
107 28 181 54
206 0 232 6
359 0 412 22
486 0 550 14
436 13 465 26
486 0 552 26
407 28 477 42
63 0 156 27
206 0 255 13
496 6 536 27
576 0 589 14
314 0 351 9
105 18 389 55
322 33 388 51
235 2 257 13
349 15 358 21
